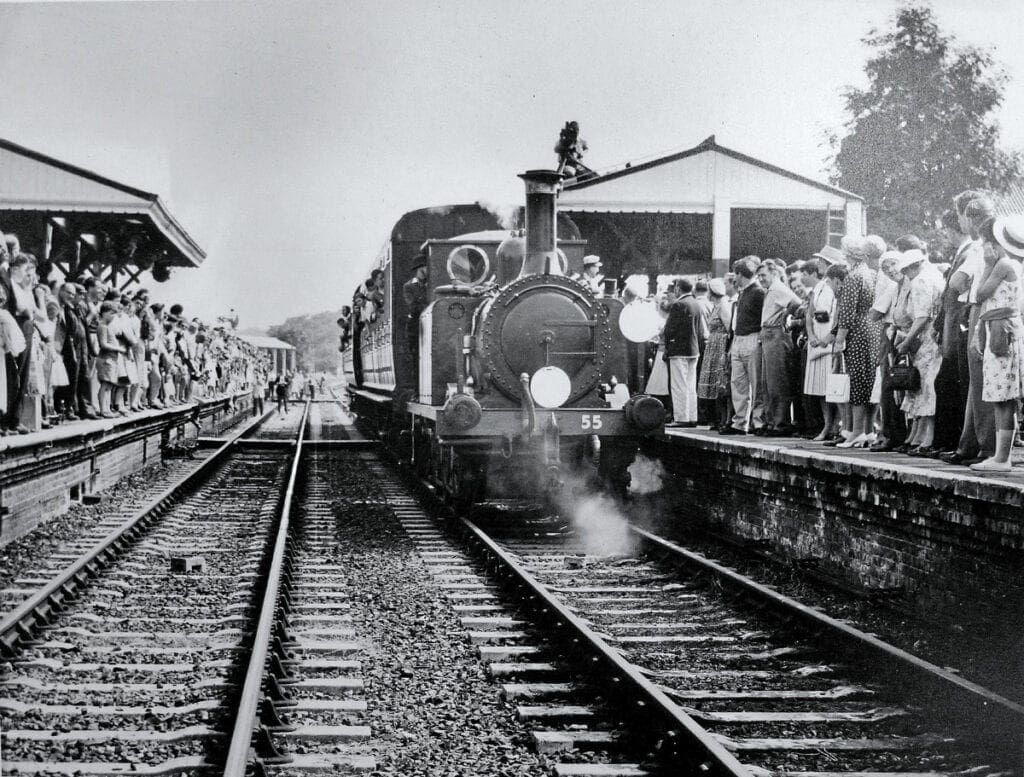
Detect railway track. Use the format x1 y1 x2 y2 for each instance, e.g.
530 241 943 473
378 460 1024 776
0 402 354 774
7 398 1020 776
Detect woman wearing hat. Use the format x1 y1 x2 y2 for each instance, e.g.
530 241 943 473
696 278 732 429
891 249 944 455
805 246 842 441
832 238 883 447
969 215 1024 472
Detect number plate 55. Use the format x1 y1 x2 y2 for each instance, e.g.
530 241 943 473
580 414 603 431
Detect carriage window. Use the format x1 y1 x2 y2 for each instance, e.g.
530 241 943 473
447 245 490 286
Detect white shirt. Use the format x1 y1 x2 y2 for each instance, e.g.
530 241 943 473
956 239 985 304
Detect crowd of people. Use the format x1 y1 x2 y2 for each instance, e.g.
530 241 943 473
652 191 1024 474
0 233 270 436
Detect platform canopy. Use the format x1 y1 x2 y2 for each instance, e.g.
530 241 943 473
559 135 864 277
0 137 205 288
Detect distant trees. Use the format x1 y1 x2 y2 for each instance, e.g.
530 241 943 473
831 5 1021 238
268 310 345 373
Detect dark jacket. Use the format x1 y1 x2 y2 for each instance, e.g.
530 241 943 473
663 293 708 358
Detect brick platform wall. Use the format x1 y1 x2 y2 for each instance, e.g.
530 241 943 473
651 435 1024 617
0 394 253 546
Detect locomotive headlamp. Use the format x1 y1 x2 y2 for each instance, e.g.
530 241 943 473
530 366 572 408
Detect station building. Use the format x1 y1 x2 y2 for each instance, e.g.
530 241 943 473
0 137 205 287
238 334 297 375
559 135 864 280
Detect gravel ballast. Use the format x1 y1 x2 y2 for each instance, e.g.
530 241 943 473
311 452 549 777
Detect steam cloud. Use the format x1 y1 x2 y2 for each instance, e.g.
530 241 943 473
627 453 665 495
477 199 519 230
557 485 637 556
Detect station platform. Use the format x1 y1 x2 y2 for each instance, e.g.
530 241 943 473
654 427 1024 620
0 392 254 546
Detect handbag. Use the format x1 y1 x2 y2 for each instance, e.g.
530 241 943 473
888 354 920 391
826 352 850 404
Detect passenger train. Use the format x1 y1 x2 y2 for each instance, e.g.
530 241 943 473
342 138 665 507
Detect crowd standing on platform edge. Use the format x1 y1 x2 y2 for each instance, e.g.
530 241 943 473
336 189 1024 477
0 231 286 436
650 193 1024 474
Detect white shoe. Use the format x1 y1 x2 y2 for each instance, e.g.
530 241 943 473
837 433 871 449
969 458 1012 472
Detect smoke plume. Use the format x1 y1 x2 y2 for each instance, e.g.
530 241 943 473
627 453 665 495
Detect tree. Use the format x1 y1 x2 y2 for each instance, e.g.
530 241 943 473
831 5 1021 239
268 310 346 373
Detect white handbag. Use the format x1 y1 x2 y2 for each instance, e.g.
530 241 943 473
826 352 850 404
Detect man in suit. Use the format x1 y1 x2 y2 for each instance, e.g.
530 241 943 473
662 278 708 428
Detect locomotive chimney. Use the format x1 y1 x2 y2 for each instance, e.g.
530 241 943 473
518 169 564 277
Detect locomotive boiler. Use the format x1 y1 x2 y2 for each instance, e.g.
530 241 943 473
344 146 665 507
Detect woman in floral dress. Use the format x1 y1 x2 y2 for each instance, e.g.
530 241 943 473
832 238 882 447
971 217 1024 472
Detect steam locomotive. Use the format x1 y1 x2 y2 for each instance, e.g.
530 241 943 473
343 140 665 506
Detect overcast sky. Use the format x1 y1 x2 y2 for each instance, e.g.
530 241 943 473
1 0 1022 329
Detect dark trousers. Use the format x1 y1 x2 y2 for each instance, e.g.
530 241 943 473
933 325 968 450
878 329 907 446
4 352 19 429
760 327 795 429
6 320 34 429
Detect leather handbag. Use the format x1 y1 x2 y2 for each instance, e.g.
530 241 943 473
887 355 920 391
826 352 850 404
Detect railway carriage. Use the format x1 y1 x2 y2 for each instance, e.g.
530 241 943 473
344 158 665 506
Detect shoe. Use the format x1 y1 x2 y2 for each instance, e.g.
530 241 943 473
970 458 1012 472
719 426 745 436
40 421 52 430
894 443 913 454
83 410 100 420
64 414 79 422
940 450 970 464
837 433 871 449
772 426 798 438
869 442 895 452
151 401 165 409
15 425 29 435
100 411 117 419
908 445 938 457
926 447 948 459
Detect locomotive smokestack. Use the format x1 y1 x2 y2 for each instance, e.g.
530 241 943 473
518 169 564 277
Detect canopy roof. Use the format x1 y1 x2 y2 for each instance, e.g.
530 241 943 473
238 334 295 351
0 137 205 268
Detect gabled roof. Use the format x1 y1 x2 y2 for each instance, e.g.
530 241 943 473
238 334 295 351
563 135 862 201
0 136 205 267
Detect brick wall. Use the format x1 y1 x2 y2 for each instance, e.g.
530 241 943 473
651 435 1024 617
0 394 254 547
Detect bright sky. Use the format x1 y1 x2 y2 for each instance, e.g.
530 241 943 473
1 0 1022 329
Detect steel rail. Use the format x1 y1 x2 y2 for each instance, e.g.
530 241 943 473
460 516 752 777
632 526 1024 741
0 404 276 658
222 399 310 777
